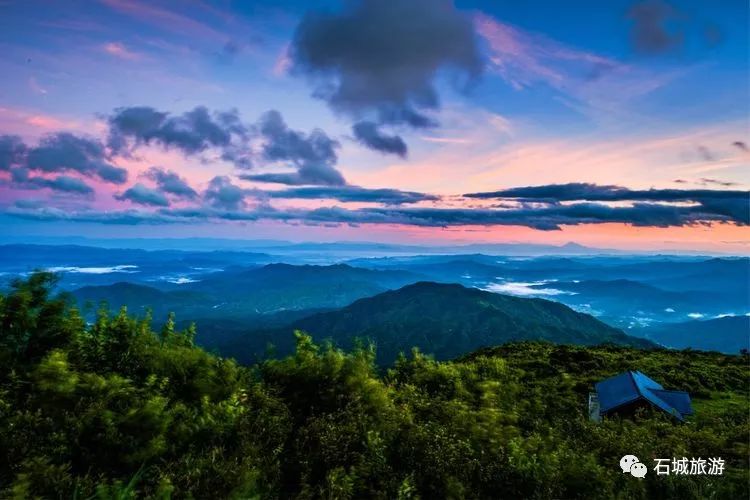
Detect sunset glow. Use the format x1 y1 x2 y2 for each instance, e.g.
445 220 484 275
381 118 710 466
0 0 747 252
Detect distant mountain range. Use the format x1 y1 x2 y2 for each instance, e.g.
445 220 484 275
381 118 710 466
185 263 424 314
0 239 713 256
2 246 745 356
531 279 738 317
641 316 750 354
70 263 424 318
0 244 274 268
217 281 654 364
348 255 749 328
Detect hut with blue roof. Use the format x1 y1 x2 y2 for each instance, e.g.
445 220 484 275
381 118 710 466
588 371 693 422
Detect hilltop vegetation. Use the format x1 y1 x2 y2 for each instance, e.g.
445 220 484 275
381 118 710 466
0 273 748 499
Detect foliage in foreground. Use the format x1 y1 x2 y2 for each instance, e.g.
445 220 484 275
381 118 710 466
1 273 748 499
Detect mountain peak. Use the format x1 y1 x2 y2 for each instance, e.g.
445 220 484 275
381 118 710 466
560 242 589 250
285 280 654 364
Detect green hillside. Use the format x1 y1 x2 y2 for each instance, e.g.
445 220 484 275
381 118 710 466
276 281 654 363
1 273 747 499
72 282 210 317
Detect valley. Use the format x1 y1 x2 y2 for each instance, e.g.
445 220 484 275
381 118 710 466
1 243 746 359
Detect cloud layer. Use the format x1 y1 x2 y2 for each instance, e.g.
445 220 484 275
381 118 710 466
2 103 747 234
107 106 252 167
144 167 198 200
627 0 684 54
0 132 127 195
465 183 750 226
115 183 170 207
290 0 483 156
265 186 439 205
204 175 247 210
8 184 748 230
352 121 408 158
9 168 94 195
241 110 346 186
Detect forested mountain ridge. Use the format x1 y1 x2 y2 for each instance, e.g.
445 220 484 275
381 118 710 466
217 281 654 364
285 281 654 361
2 273 746 498
40 253 749 355
70 263 425 319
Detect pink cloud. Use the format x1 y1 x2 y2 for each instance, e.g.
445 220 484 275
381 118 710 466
102 41 142 61
272 43 292 76
474 13 688 123
25 115 74 129
476 17 561 89
351 118 749 196
419 136 476 145
0 107 100 139
475 13 616 90
98 0 225 41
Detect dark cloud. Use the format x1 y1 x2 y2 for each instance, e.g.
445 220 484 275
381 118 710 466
107 106 252 167
97 163 129 184
264 185 438 205
695 197 749 225
259 110 338 165
465 183 747 202
673 178 738 187
627 0 684 54
203 175 247 210
7 206 182 225
241 169 345 187
43 176 94 195
464 183 749 226
247 110 346 186
6 167 94 195
8 175 746 229
106 106 357 176
106 107 350 184
290 0 482 140
352 121 407 157
9 167 28 184
9 193 747 230
13 199 46 210
107 106 166 152
698 178 737 187
115 183 170 207
144 167 198 199
0 135 26 171
25 133 127 184
733 141 749 153
287 202 740 230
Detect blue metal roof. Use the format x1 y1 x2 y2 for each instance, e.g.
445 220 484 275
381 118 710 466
595 371 691 421
631 370 663 392
651 390 694 416
595 372 641 413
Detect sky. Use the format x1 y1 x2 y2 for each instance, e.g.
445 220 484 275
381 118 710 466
0 0 748 252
